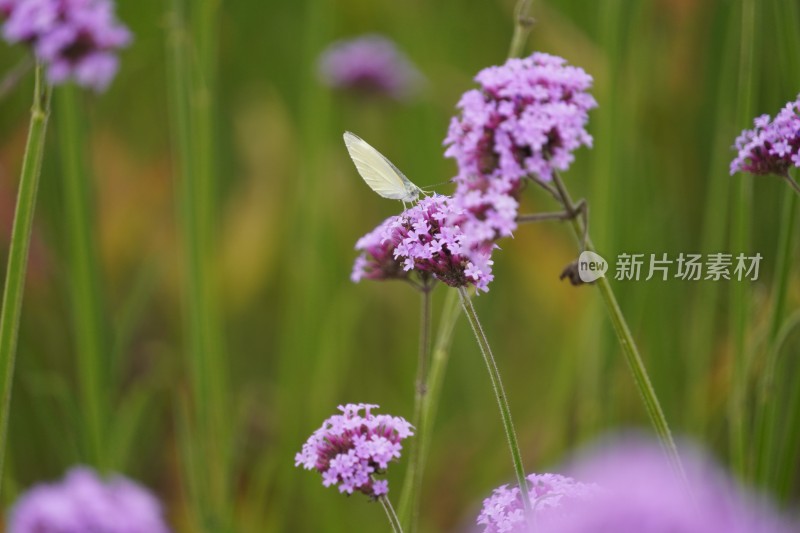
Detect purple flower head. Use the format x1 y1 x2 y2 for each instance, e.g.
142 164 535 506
317 34 423 101
295 403 413 498
1 0 131 91
8 466 170 533
480 438 796 533
445 52 596 189
477 474 599 533
352 195 497 292
730 94 800 176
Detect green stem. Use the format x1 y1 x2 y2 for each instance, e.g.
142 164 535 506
507 0 534 59
0 64 52 491
755 184 798 486
57 84 108 469
398 282 432 532
729 0 757 478
379 494 404 533
457 286 531 518
551 171 686 482
782 173 800 196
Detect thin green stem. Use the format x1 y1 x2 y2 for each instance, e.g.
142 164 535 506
0 63 52 491
457 286 531 518
507 0 534 59
398 282 432 532
57 84 108 470
782 173 800 196
729 0 757 478
550 171 687 483
379 494 404 533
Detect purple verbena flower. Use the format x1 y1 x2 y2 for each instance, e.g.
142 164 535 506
477 473 599 533
351 195 497 292
1 0 131 91
445 52 597 189
730 94 800 176
317 34 423 101
478 438 796 533
295 403 413 499
8 466 170 533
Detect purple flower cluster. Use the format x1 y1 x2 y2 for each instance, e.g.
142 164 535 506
443 52 595 241
295 403 413 498
445 52 596 186
476 439 796 533
8 467 170 533
1 0 131 91
730 94 800 176
351 195 496 292
317 35 423 101
477 473 598 533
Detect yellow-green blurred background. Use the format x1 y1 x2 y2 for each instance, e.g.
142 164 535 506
0 0 798 531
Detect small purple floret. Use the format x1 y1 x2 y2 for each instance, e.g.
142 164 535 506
317 34 423 100
351 195 496 292
8 466 170 533
730 94 800 177
295 403 413 499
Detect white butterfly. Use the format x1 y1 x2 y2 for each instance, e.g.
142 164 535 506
343 131 424 205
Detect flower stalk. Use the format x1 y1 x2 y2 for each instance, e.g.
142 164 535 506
380 494 404 533
549 171 686 483
457 286 532 518
0 63 52 489
398 280 433 532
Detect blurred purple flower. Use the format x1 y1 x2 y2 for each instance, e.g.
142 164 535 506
730 94 800 176
351 194 497 292
477 474 599 533
317 34 423 101
1 0 131 91
475 438 796 533
8 466 170 533
295 403 413 499
445 52 596 186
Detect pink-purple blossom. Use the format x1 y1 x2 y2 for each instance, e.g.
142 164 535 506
445 52 596 187
730 94 800 176
351 195 496 292
295 403 413 498
317 34 423 101
477 473 599 533
1 0 131 91
8 466 170 533
476 438 796 533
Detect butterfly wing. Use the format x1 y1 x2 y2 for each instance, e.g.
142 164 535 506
343 132 420 202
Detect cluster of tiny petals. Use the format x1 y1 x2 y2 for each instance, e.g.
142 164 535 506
1 0 131 91
352 195 496 292
477 473 599 533
445 52 596 186
443 52 595 241
351 216 408 283
295 403 413 498
7 466 170 533
317 34 423 101
730 94 800 176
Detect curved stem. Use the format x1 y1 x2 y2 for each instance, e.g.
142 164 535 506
0 64 52 491
457 286 531 518
379 494 404 533
550 171 687 484
398 282 433 532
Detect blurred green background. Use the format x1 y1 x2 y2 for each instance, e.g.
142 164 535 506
0 0 798 531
